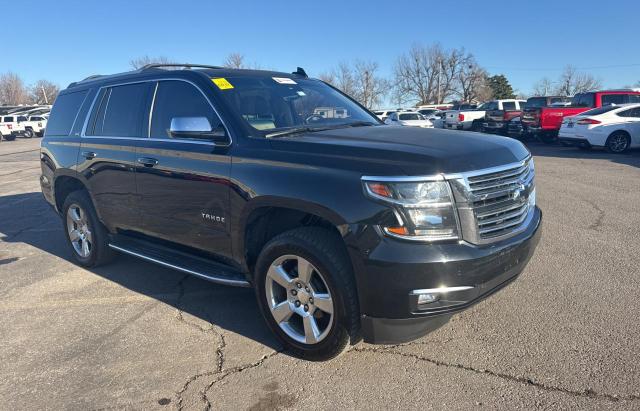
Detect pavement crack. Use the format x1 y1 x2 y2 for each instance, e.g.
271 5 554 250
584 199 605 231
216 333 226 372
354 347 640 403
174 275 216 334
201 351 282 410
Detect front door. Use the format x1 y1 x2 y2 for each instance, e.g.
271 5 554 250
134 80 233 259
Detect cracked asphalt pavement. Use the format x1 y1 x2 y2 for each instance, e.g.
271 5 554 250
1 138 639 410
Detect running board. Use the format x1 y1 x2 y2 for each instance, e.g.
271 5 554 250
108 235 251 287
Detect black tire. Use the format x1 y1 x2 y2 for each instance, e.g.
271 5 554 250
539 132 558 144
24 128 34 138
62 190 115 267
605 131 630 154
3 134 16 141
470 121 483 132
254 226 359 361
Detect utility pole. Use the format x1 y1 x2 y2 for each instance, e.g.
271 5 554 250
41 85 49 105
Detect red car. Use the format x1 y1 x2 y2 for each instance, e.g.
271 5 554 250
521 90 640 143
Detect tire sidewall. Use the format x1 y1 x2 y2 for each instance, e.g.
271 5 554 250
255 235 350 359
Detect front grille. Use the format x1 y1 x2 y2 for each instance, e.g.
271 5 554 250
468 160 533 239
449 158 535 244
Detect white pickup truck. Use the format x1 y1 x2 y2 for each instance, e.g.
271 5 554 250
444 103 486 131
0 115 26 141
21 115 48 137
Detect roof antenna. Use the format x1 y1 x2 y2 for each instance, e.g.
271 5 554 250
293 67 308 78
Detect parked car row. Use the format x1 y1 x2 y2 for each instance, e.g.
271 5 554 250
378 88 640 154
0 105 50 141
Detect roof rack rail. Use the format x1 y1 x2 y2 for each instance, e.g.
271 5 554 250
141 63 225 71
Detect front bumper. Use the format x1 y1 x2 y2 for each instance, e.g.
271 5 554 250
351 207 542 344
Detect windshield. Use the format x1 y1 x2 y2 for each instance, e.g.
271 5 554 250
213 76 379 134
399 113 421 120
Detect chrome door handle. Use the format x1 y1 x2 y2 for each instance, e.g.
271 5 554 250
81 151 97 160
137 157 159 167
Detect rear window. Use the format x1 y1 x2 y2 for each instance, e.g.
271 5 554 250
46 90 88 136
399 113 420 120
502 102 516 110
571 93 595 108
526 97 547 108
580 106 619 116
549 96 570 105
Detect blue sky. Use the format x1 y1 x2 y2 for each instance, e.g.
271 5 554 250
6 0 640 97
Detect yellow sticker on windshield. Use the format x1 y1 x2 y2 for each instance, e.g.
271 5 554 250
212 78 234 90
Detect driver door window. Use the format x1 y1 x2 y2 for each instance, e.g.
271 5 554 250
150 80 223 139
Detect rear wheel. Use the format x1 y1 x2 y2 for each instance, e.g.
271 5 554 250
255 227 359 361
24 128 34 138
62 190 114 267
470 121 483 132
605 131 630 154
3 134 16 141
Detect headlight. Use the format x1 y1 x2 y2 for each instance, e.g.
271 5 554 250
363 179 460 241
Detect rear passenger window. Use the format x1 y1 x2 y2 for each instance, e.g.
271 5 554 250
503 102 516 110
150 80 222 139
90 83 150 137
46 90 88 136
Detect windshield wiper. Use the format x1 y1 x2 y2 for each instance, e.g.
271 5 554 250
265 121 378 139
265 127 316 139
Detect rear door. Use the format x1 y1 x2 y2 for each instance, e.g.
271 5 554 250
135 79 233 259
80 82 153 231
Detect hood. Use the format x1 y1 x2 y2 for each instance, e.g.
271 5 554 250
267 126 530 176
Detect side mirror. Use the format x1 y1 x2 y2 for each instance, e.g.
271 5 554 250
169 117 229 145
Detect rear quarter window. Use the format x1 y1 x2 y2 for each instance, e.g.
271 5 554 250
46 90 89 136
503 102 516 110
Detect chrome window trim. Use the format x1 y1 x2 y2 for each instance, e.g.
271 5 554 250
79 77 233 147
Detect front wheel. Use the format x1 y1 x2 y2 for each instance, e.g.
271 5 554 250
255 227 359 361
24 129 34 138
605 131 630 154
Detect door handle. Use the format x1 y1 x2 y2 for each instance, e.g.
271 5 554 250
81 151 97 160
137 157 159 167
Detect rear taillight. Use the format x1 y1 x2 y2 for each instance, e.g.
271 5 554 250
7 124 12 130
577 118 601 125
458 114 465 122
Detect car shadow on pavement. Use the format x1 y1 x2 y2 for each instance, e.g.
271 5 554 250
0 192 281 351
523 140 640 169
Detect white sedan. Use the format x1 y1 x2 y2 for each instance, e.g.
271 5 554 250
384 111 433 128
558 104 640 153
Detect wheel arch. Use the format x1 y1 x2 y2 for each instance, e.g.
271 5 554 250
52 171 92 215
237 196 351 275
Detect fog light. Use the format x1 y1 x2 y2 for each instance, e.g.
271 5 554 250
417 293 439 305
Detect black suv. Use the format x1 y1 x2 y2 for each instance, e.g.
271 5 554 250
40 64 541 360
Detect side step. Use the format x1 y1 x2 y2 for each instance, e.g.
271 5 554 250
108 235 251 287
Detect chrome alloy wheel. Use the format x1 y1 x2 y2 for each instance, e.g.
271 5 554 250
66 204 93 258
609 134 629 153
265 255 335 344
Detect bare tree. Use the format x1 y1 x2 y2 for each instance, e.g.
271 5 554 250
352 60 388 109
532 77 554 96
223 53 246 69
454 57 490 102
554 65 602 96
0 72 28 105
28 80 60 105
129 55 174 70
393 43 475 105
321 61 388 109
